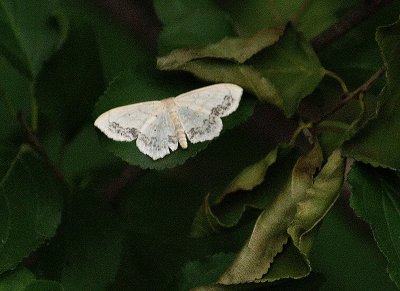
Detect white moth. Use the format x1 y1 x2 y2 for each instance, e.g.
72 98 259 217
94 83 243 160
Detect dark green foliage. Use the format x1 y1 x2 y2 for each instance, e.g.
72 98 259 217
0 0 400 290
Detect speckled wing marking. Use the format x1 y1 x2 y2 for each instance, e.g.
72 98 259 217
94 101 178 160
173 83 242 143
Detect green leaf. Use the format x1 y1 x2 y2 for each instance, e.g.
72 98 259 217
60 0 151 83
61 192 123 291
218 0 356 39
164 60 282 108
217 144 320 284
179 253 235 290
158 26 324 117
61 125 120 181
158 27 284 67
218 0 297 36
218 144 345 284
223 148 279 197
288 149 345 254
0 57 31 141
251 26 325 116
262 241 311 282
154 0 235 55
112 123 269 289
94 20 151 83
181 253 325 290
0 146 64 274
158 26 284 109
311 203 398 290
0 268 35 291
0 145 17 178
0 0 68 79
37 186 124 291
318 1 399 87
24 281 63 291
348 163 400 288
316 91 377 157
344 18 400 169
191 193 225 238
36 20 105 141
0 268 63 291
191 148 278 237
298 0 357 40
93 69 255 170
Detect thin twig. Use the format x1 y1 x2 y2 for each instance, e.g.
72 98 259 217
317 66 386 123
17 112 66 183
312 0 393 51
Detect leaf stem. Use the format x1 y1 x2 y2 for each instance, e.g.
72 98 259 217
289 121 313 146
317 66 386 124
324 69 349 94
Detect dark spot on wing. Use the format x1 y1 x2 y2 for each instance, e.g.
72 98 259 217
108 122 139 140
